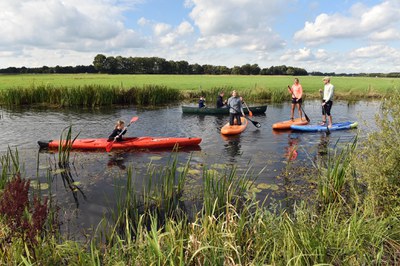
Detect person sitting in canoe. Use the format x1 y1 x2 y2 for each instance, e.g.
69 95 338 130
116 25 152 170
216 91 227 108
227 90 245 125
108 120 127 142
198 96 206 108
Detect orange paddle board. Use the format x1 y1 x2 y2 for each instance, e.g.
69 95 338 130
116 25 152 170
272 118 308 130
221 117 248 135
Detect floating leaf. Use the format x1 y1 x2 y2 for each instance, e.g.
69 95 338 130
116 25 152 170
30 180 50 190
52 169 66 175
72 181 81 186
38 165 50 170
149 156 162 161
257 183 280 191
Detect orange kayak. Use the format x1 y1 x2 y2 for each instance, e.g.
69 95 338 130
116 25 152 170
272 118 309 130
221 117 248 135
38 137 202 150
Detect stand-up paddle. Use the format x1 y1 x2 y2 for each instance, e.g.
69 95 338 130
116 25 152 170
288 85 310 122
106 116 139 152
229 105 261 128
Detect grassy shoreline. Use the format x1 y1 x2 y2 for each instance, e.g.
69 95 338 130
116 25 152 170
0 74 399 106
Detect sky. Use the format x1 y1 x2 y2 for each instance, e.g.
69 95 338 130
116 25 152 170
0 0 399 73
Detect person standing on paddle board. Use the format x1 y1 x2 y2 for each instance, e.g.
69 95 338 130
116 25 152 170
288 78 303 121
227 90 245 125
108 120 127 142
319 76 334 128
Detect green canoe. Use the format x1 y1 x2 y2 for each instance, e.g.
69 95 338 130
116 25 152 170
181 105 267 115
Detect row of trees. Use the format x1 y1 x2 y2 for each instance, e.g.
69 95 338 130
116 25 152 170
1 53 399 77
0 54 308 76
92 54 309 76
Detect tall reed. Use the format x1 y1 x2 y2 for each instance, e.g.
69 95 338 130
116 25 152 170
0 84 181 107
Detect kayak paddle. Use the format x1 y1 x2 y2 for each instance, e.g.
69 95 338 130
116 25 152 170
288 85 310 123
106 116 139 152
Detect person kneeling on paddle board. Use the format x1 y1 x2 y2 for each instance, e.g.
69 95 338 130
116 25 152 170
108 120 127 142
227 90 245 125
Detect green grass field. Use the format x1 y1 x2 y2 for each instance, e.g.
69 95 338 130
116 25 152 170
1 74 399 105
1 74 399 93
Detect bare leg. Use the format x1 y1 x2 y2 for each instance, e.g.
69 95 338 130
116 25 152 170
328 116 333 128
297 103 303 119
290 104 295 120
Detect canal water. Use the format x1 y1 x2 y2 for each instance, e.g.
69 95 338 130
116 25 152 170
0 100 380 238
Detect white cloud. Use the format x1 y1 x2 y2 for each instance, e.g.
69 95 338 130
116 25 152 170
189 0 288 51
294 1 400 45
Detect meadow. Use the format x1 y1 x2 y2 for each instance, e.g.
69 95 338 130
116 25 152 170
1 74 399 98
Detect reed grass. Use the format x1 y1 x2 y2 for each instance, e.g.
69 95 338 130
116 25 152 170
1 74 397 106
0 84 181 107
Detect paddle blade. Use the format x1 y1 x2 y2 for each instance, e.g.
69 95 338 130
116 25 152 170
304 113 310 123
129 116 139 124
105 141 114 152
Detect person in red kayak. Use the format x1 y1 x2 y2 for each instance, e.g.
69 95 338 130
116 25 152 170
288 77 303 121
108 120 127 141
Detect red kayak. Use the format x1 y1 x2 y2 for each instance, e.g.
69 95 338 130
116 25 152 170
38 137 202 150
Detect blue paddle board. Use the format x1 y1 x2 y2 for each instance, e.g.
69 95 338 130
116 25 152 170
290 121 358 132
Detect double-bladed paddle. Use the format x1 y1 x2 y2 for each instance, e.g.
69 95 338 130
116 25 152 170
105 116 139 152
287 85 310 122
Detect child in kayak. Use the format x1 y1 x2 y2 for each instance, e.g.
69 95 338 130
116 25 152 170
108 120 127 141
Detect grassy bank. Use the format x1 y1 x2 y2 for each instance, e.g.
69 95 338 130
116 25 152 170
0 74 399 106
1 93 400 264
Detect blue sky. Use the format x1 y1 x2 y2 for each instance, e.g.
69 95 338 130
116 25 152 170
0 0 399 73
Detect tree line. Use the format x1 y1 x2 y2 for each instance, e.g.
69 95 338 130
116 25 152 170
0 54 308 76
1 54 399 77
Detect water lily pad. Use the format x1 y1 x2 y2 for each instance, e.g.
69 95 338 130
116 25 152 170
257 183 279 191
72 181 81 186
149 156 162 161
52 169 66 175
30 180 50 190
38 165 51 170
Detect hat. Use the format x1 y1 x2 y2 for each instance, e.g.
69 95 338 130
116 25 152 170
322 76 330 81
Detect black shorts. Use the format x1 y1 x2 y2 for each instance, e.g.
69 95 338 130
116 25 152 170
322 100 333 116
291 98 303 104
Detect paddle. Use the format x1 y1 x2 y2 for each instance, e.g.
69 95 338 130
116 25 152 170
288 85 310 122
106 116 139 152
228 104 261 128
242 101 253 117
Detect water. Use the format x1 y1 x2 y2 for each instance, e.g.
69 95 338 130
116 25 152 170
0 100 380 237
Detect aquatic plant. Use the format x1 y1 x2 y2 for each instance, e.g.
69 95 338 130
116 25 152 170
317 137 357 204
